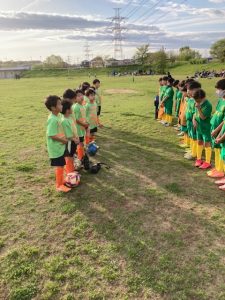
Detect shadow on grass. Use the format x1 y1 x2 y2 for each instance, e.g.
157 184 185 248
63 125 225 299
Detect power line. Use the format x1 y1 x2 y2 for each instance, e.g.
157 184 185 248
124 0 150 18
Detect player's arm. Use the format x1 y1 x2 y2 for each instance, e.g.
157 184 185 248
212 121 224 137
50 135 68 144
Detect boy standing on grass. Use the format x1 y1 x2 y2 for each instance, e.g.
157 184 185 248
193 89 212 170
178 84 188 146
208 79 225 179
73 90 89 161
86 89 98 143
184 81 201 160
45 95 71 193
173 80 181 126
215 121 225 190
161 77 174 126
93 79 103 126
157 77 164 121
159 76 169 124
61 99 79 174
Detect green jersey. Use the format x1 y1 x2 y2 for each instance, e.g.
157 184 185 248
95 88 102 106
160 85 167 101
164 86 174 103
210 98 225 130
61 115 78 139
195 99 212 133
46 113 65 159
86 102 98 129
186 97 195 121
73 103 87 137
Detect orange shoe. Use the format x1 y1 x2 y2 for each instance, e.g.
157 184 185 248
208 170 224 178
207 168 216 176
56 185 71 193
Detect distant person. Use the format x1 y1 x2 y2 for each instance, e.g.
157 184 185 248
93 79 103 126
154 93 159 120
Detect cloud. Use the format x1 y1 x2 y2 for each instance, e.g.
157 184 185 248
19 0 51 12
0 11 110 30
208 0 225 3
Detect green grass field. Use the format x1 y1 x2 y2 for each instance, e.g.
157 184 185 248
0 74 225 300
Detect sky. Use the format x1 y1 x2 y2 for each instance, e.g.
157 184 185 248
0 0 225 62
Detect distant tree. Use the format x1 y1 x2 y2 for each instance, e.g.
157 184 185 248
133 44 150 65
91 56 105 67
44 55 65 68
210 39 225 62
151 49 168 74
178 46 201 61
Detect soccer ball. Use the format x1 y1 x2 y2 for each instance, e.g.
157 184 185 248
65 172 81 188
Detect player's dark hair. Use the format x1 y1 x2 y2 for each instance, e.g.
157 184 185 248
74 89 83 97
61 99 72 115
215 79 225 90
159 77 163 82
162 76 168 81
173 80 179 87
63 89 76 100
187 81 201 90
167 78 174 85
81 82 90 94
93 79 100 84
85 88 96 97
193 89 206 100
45 95 61 111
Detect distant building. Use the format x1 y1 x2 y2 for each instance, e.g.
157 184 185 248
105 58 136 67
90 57 105 68
81 60 90 68
0 66 31 79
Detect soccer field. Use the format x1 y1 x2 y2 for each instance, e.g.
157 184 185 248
0 75 225 300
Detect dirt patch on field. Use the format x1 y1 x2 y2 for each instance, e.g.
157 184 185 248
105 89 138 94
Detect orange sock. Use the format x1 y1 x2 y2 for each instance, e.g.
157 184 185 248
85 135 90 145
77 145 84 160
55 167 64 188
65 157 74 174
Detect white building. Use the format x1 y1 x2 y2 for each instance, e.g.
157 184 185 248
0 66 31 79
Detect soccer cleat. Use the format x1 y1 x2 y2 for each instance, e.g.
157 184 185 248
195 159 203 167
219 184 225 191
56 185 71 193
177 132 184 136
179 143 188 148
199 162 211 170
215 178 225 185
208 170 225 178
164 123 170 127
207 168 216 176
184 153 195 160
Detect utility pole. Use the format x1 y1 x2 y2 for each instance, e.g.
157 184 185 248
84 41 91 61
109 8 126 60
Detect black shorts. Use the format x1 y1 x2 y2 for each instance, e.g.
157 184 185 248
79 136 84 143
90 127 98 134
50 155 66 167
97 106 101 116
64 141 77 157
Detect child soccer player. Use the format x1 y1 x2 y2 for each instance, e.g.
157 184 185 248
85 89 98 143
208 79 225 178
154 93 160 120
61 99 79 174
45 95 71 193
193 89 212 169
81 82 91 105
215 122 225 190
157 77 164 121
73 90 89 161
178 85 188 143
184 81 201 160
161 77 174 126
159 76 169 124
173 80 181 125
93 79 103 126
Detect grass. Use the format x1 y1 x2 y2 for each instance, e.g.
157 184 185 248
0 73 225 300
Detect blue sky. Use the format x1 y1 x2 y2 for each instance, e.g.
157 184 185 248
0 0 224 61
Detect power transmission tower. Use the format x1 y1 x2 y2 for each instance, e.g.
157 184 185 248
84 41 91 61
109 8 126 60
